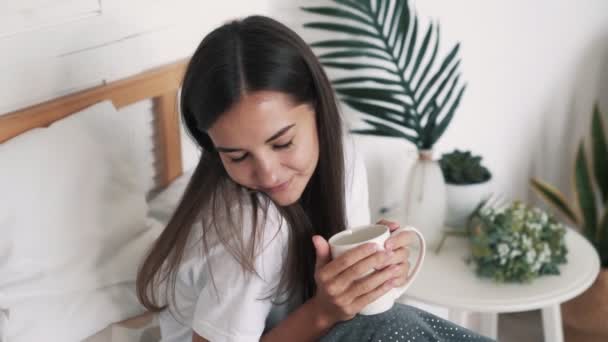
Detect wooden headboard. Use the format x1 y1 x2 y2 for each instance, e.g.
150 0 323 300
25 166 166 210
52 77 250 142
0 59 189 189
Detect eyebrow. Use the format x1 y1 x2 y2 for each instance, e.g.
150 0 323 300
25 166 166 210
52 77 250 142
215 124 296 153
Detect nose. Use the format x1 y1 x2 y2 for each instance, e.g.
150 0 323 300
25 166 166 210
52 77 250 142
254 154 280 189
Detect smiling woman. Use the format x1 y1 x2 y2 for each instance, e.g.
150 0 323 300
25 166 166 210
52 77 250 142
135 15 493 342
208 91 319 206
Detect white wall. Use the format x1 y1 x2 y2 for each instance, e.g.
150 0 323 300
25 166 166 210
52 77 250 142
269 0 608 218
0 0 271 171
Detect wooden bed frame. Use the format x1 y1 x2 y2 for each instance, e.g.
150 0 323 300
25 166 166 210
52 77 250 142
0 59 189 189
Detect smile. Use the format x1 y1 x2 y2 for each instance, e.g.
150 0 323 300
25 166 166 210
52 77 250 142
264 178 292 194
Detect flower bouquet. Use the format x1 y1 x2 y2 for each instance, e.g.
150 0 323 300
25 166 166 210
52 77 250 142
467 201 568 282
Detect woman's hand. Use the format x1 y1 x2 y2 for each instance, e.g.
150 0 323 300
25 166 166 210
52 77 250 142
309 235 403 326
376 219 416 287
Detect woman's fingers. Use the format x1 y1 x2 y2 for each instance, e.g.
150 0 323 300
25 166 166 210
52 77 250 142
376 219 399 231
385 230 417 251
336 250 389 286
379 247 409 269
349 276 398 313
316 243 378 283
343 263 401 299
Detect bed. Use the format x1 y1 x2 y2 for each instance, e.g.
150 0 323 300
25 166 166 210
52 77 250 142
0 59 194 342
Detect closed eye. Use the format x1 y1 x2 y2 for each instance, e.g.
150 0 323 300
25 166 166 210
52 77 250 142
273 140 293 150
229 140 293 163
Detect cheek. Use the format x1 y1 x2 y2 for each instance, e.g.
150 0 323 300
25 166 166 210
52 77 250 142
220 159 251 186
290 141 318 174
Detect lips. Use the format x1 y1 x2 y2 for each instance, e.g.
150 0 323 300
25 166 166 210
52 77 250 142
264 178 292 193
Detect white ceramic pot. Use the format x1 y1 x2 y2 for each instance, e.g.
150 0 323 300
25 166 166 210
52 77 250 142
402 149 446 249
445 180 492 229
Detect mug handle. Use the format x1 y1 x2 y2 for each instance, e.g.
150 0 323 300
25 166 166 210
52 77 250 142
387 226 426 301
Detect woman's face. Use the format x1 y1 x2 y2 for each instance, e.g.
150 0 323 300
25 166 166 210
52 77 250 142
208 91 319 206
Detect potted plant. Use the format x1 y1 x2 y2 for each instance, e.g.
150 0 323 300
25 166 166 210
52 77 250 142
530 104 607 341
302 0 467 248
439 149 492 228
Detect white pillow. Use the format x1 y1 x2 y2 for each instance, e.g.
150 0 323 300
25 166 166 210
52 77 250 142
147 169 194 225
0 101 162 341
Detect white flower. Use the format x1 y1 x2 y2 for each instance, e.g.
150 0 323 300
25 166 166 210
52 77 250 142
509 249 522 259
526 250 537 264
497 243 510 257
522 235 532 248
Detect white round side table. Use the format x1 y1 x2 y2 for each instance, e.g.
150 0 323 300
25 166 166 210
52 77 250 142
400 227 600 341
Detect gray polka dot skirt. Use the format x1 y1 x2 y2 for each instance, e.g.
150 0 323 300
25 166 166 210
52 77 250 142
320 304 495 342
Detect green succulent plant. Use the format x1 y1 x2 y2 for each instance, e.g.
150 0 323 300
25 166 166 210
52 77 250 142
302 0 466 150
439 149 491 185
531 104 608 268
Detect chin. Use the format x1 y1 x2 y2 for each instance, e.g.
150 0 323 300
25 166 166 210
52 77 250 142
269 191 299 206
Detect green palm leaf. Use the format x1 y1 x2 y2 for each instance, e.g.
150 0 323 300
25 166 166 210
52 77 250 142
342 99 415 130
352 118 417 143
429 85 466 147
332 76 401 86
319 50 392 62
304 22 377 39
530 178 580 225
303 0 465 149
591 104 608 202
334 87 408 107
575 143 598 240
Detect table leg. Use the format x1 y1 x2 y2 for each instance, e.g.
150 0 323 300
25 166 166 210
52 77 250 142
479 312 498 339
541 304 564 342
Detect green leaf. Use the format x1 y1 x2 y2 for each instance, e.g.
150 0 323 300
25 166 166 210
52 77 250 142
402 16 419 72
422 74 460 142
320 61 397 74
352 118 417 144
303 0 465 150
310 39 383 51
575 143 598 241
416 43 461 105
530 178 580 225
410 22 434 85
334 0 370 14
342 99 415 129
332 76 402 86
413 25 440 94
319 50 392 62
334 86 408 107
387 0 405 48
428 85 466 147
393 0 411 63
591 104 608 203
376 0 390 27
304 22 378 39
421 60 460 119
301 6 373 25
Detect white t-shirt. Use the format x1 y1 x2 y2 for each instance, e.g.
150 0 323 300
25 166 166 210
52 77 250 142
158 136 371 342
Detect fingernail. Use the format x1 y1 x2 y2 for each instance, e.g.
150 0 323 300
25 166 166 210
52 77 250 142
386 250 394 257
385 242 393 250
368 244 378 252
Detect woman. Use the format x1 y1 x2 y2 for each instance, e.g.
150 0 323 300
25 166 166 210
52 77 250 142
136 15 493 342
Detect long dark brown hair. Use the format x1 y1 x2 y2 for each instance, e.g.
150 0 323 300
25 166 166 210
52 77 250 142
136 15 346 313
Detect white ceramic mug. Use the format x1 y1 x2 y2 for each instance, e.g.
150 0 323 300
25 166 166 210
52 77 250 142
328 224 426 315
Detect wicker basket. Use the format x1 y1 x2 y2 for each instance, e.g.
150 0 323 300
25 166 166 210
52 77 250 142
562 269 608 341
